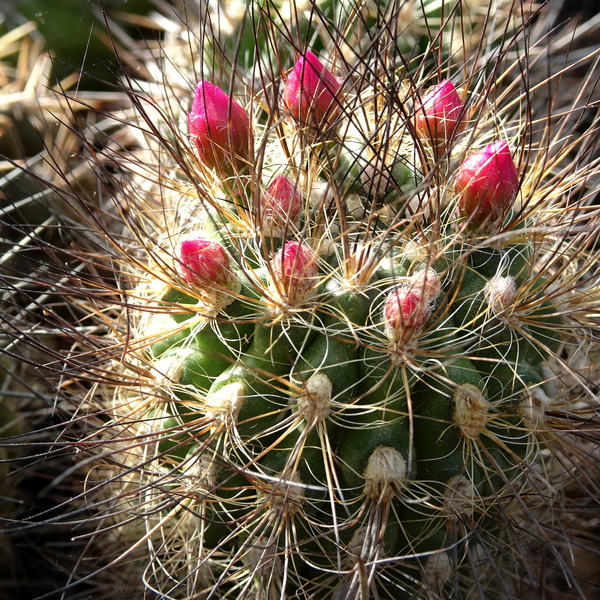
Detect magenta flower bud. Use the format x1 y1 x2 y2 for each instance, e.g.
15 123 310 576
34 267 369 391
177 237 231 288
385 288 430 334
383 286 431 342
188 81 250 172
282 51 342 126
384 269 440 346
272 241 318 303
260 175 303 237
455 140 519 229
415 80 466 144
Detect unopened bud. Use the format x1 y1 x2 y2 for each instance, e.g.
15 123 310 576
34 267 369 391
272 241 319 303
455 140 519 230
415 79 466 144
260 175 303 236
384 269 440 341
188 81 250 173
177 236 231 288
283 51 343 126
384 287 430 336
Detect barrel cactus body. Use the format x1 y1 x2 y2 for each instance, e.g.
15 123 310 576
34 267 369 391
7 1 600 599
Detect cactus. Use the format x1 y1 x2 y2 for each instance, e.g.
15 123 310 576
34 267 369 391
3 1 600 599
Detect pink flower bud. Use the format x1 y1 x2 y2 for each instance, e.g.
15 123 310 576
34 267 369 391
260 175 303 236
415 80 466 144
177 237 231 288
283 51 342 126
384 270 440 346
455 140 519 229
272 241 318 302
384 288 431 335
188 81 250 172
